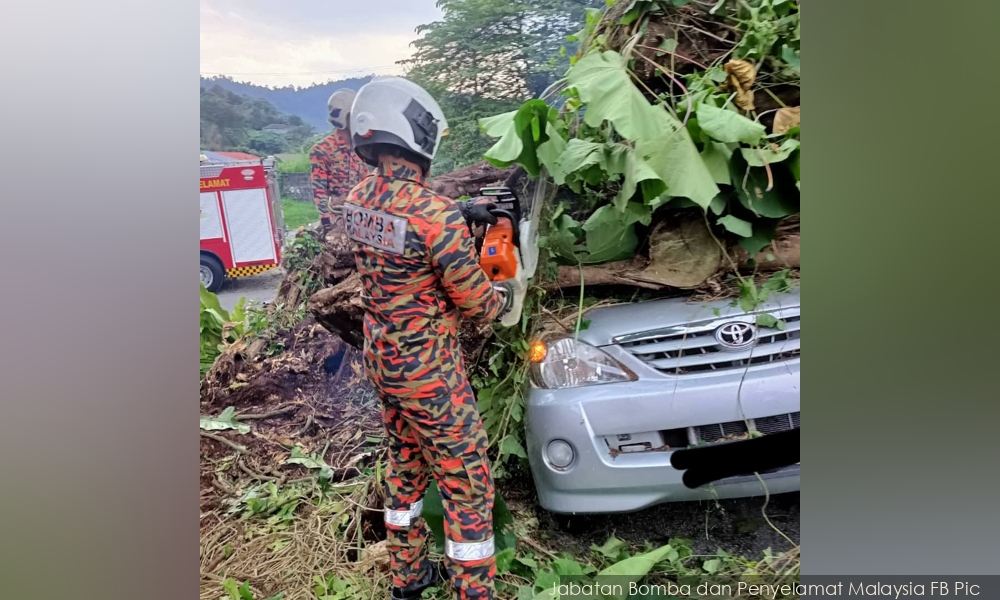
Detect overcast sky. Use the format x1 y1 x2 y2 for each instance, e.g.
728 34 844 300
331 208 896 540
200 0 443 88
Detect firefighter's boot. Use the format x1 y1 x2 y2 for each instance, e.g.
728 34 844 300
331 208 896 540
390 561 448 600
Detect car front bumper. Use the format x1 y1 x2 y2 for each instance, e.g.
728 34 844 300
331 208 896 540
525 351 800 515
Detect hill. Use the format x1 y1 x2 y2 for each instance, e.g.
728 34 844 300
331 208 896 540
199 76 372 132
200 85 317 154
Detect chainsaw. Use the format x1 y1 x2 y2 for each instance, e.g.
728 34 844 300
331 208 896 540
466 181 544 328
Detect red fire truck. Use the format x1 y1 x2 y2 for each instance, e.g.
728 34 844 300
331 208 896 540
199 153 285 292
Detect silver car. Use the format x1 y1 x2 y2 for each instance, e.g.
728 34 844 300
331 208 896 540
524 289 800 515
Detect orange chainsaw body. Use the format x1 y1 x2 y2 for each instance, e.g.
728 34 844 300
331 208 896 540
479 218 519 282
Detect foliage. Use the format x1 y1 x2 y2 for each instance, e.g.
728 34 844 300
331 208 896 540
276 154 310 173
200 406 251 435
221 578 284 600
200 75 372 132
200 85 316 154
468 285 547 478
401 0 605 175
200 284 246 378
478 0 800 267
312 573 367 600
487 533 798 600
281 198 320 230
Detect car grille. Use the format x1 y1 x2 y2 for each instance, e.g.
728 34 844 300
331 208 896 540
615 306 800 375
696 412 800 443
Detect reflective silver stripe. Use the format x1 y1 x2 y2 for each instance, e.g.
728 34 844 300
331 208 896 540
445 537 495 562
384 499 424 528
384 508 412 527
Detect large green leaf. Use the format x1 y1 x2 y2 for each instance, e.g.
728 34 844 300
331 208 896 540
200 282 226 316
422 481 516 555
552 138 605 186
605 145 665 210
563 50 719 208
544 213 584 263
480 101 565 179
580 203 650 264
568 50 654 142
729 153 799 218
696 103 766 144
594 544 678 600
634 104 719 209
699 141 733 185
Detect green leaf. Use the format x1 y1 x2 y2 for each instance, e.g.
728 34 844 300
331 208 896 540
717 215 752 237
708 194 727 216
200 282 225 314
546 213 583 263
702 558 721 574
534 569 560 593
738 218 779 257
788 149 800 182
567 50 718 209
781 44 800 72
595 545 679 600
285 446 332 482
636 105 719 209
552 138 605 184
495 547 516 573
740 139 800 167
729 154 799 218
200 407 250 435
756 314 786 330
699 142 733 185
238 581 254 600
500 436 528 459
696 103 766 144
581 204 647 264
222 579 242 600
480 101 566 178
551 558 586 576
568 50 654 142
605 145 664 210
593 534 627 559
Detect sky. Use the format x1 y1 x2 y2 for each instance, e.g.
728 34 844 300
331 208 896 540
200 0 444 88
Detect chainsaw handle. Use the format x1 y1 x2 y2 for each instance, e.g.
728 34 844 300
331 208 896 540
487 208 520 248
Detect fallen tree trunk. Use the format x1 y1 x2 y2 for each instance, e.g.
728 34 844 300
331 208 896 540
427 161 517 200
545 216 800 292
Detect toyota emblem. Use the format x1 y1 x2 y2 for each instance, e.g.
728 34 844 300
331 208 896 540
715 321 757 350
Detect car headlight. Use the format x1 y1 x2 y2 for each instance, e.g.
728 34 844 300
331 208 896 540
528 336 637 389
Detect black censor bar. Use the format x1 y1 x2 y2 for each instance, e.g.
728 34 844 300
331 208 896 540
669 427 799 489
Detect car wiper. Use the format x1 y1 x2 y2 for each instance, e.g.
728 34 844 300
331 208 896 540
669 427 799 489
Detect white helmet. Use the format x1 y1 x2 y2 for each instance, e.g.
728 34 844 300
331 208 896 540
326 89 356 130
350 76 449 167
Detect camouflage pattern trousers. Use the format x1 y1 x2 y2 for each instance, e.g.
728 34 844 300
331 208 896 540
378 380 496 600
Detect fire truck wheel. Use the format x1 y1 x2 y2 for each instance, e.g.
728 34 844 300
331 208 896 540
200 254 225 293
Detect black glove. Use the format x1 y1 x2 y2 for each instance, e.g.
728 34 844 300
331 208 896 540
458 200 498 226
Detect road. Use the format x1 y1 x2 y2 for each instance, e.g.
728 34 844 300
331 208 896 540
217 267 284 312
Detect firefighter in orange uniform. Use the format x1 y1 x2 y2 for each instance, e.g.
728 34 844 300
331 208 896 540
309 89 368 231
343 77 513 600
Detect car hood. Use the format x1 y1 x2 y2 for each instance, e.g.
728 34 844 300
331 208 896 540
576 287 801 347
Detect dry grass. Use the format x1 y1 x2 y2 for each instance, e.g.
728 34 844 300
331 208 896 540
200 477 390 600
